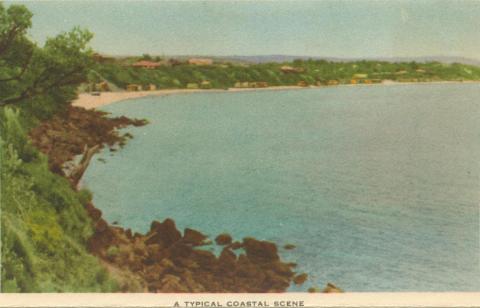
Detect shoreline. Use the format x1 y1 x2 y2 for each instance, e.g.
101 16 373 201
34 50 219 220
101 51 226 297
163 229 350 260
73 86 303 110
72 80 480 110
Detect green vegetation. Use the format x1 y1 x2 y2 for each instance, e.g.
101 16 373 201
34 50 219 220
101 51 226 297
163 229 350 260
0 3 117 292
91 57 480 90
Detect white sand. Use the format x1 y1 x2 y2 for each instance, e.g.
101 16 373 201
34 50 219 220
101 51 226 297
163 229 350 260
72 81 480 110
72 86 303 110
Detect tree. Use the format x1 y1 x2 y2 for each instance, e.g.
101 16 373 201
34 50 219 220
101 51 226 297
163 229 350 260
0 3 94 117
141 53 152 60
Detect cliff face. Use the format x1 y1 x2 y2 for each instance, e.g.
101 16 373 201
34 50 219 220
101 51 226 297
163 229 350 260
27 106 307 292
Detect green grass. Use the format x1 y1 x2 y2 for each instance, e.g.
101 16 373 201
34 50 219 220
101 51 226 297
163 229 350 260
0 107 118 292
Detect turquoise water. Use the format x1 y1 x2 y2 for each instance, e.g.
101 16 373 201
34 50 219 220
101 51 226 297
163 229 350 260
83 84 480 291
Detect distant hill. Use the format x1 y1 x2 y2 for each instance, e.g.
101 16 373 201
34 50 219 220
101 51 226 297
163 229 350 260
214 55 480 66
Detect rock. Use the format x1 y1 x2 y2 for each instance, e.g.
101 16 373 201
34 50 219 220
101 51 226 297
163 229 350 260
293 273 308 285
145 219 181 247
183 228 208 246
218 247 237 271
284 244 296 250
168 242 193 259
125 228 133 239
215 233 233 245
191 249 217 268
323 282 343 293
95 219 108 233
85 203 102 221
158 274 189 292
243 237 279 263
308 286 321 293
269 261 294 276
228 241 244 250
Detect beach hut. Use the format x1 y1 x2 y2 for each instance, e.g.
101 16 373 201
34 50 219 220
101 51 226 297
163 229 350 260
200 80 212 89
126 84 141 91
186 83 199 89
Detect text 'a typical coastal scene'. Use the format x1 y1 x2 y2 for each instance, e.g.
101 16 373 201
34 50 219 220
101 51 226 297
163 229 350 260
1 0 480 294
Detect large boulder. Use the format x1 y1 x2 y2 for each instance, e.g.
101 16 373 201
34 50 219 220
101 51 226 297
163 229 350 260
243 237 279 263
183 228 208 246
215 233 233 245
323 282 343 293
145 219 182 247
293 273 308 285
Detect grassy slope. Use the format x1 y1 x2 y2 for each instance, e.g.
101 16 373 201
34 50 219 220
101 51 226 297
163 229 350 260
1 108 118 292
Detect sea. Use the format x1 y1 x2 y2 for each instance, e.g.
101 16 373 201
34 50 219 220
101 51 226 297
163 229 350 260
82 83 480 291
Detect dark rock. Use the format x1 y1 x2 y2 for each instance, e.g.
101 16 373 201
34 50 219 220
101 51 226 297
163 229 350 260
293 273 308 285
183 228 208 246
145 219 181 247
323 282 343 293
168 242 193 259
284 244 296 250
218 247 237 271
85 202 102 221
243 237 279 263
158 274 189 292
215 233 233 245
125 228 133 239
95 219 108 233
228 241 244 250
191 249 217 268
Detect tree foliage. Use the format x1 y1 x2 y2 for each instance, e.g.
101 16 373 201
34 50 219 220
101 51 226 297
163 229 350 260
0 3 94 119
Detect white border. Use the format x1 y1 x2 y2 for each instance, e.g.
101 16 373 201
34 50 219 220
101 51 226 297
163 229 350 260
1 293 480 307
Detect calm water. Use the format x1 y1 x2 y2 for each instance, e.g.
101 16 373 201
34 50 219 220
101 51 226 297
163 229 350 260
83 84 480 291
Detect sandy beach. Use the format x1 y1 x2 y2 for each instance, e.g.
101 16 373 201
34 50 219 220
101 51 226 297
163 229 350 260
72 81 480 110
72 86 304 109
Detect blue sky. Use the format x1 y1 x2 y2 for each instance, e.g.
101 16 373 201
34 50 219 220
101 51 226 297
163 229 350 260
11 0 480 59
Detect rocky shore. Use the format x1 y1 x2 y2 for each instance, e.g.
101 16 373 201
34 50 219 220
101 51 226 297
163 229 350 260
27 105 318 292
86 203 303 292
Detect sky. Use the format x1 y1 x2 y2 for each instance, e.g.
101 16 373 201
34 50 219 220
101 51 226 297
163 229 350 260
9 0 480 59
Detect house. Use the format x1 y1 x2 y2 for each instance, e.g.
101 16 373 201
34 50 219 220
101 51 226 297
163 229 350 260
327 80 339 86
132 60 162 69
147 84 157 91
186 83 199 89
126 84 141 91
188 58 213 66
350 79 358 85
249 81 268 88
297 81 308 87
